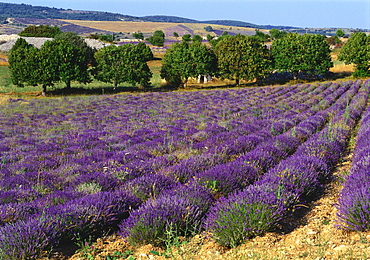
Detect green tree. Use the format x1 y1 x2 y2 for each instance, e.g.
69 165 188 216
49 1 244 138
10 37 29 51
147 30 165 46
173 32 179 39
94 44 152 89
204 26 213 32
182 34 192 42
251 29 270 42
214 34 271 86
271 33 333 79
336 29 345 38
207 34 215 42
54 31 96 66
9 38 57 95
133 32 144 40
98 34 115 43
269 28 287 40
338 31 370 77
8 38 38 88
18 24 62 37
192 34 203 43
134 42 154 61
160 41 217 88
325 35 341 46
40 39 91 89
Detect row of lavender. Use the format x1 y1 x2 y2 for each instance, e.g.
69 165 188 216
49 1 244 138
0 83 328 208
203 79 370 247
0 83 330 258
119 80 369 248
0 81 367 258
337 89 370 231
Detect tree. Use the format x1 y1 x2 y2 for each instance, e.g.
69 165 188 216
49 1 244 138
325 35 341 47
336 29 345 38
160 41 217 88
182 34 192 42
338 31 370 77
207 34 215 42
8 38 38 88
134 42 154 61
271 33 333 79
9 38 57 95
173 32 179 39
98 34 115 43
269 28 287 40
214 34 271 86
94 44 152 89
40 39 91 89
147 30 165 46
10 37 29 51
54 32 96 66
18 24 61 38
250 29 270 42
133 32 144 40
204 26 213 32
192 35 203 43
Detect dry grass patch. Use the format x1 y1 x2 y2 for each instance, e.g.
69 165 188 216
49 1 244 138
59 20 263 36
60 20 181 33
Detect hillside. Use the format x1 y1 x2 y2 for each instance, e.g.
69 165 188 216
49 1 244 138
1 2 368 36
0 2 293 31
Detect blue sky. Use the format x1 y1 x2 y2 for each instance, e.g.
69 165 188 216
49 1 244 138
1 0 369 29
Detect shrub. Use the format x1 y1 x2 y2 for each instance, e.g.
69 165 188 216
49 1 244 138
337 183 370 231
195 161 258 197
45 191 141 241
119 182 213 247
123 174 178 202
0 218 60 260
204 184 285 248
119 195 203 247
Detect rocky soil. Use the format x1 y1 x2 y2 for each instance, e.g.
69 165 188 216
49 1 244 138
0 35 110 52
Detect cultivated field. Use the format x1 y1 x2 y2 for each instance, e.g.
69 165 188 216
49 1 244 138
1 79 370 259
60 20 260 37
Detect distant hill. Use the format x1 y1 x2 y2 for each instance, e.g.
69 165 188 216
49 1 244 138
0 2 368 36
141 16 198 24
0 2 142 21
0 2 297 30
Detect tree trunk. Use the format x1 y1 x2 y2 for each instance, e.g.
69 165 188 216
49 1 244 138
113 80 117 90
183 78 188 89
236 78 240 86
42 85 47 96
66 80 71 89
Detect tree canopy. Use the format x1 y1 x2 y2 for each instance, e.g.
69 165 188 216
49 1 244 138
214 34 271 85
18 25 62 38
161 41 217 88
94 44 152 89
271 33 333 78
147 30 165 47
338 31 370 77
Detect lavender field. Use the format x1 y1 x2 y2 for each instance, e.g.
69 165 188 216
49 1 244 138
0 80 370 258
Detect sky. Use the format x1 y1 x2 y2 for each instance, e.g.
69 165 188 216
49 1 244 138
1 0 369 29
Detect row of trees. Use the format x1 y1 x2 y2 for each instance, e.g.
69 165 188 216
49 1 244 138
8 31 369 94
161 33 334 87
161 31 370 88
9 32 153 95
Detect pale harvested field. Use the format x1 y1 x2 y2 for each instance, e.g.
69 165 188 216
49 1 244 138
59 20 263 35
